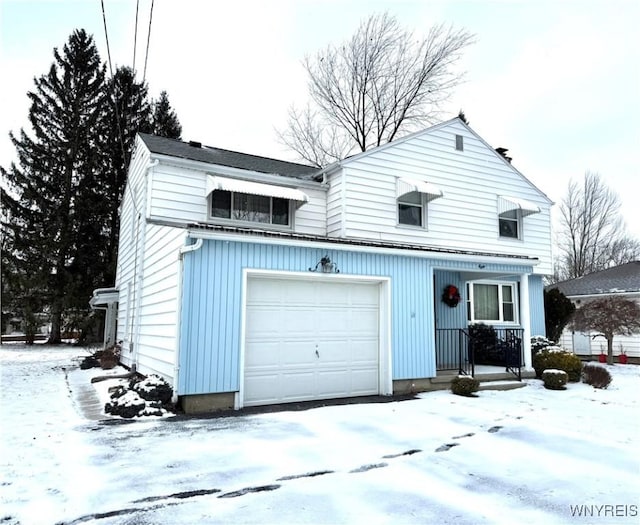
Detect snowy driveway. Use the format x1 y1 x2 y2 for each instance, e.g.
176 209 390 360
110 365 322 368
1 345 638 525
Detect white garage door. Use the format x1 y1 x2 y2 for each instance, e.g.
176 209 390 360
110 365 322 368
244 276 381 407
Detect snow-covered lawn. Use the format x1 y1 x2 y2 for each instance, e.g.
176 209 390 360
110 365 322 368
1 345 638 525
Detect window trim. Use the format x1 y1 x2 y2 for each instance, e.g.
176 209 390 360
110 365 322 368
466 281 519 325
209 190 295 230
397 191 426 229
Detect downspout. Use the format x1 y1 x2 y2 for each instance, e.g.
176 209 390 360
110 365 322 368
172 237 204 404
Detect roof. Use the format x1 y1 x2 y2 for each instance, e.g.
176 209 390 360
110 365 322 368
138 133 320 179
549 261 640 296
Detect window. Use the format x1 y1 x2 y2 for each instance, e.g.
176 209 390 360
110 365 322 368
455 134 464 151
211 190 290 226
499 209 520 239
398 191 424 227
466 282 518 324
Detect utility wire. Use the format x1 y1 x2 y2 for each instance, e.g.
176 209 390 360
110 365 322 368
100 0 139 216
100 0 115 78
133 0 140 73
142 0 154 82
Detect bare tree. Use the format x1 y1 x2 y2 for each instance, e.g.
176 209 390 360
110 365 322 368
278 13 474 167
572 297 640 364
556 172 640 280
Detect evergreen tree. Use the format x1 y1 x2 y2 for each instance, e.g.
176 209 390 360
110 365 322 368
151 90 182 139
100 66 152 284
1 29 107 344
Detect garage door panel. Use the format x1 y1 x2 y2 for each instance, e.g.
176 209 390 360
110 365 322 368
244 341 282 367
349 309 379 332
244 277 381 407
281 373 316 400
313 282 351 304
351 369 380 395
246 307 284 335
350 284 380 305
279 341 318 365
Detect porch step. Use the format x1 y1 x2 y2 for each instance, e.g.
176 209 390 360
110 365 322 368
478 380 527 392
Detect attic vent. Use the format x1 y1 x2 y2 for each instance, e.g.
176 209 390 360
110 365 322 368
455 134 464 151
188 140 202 148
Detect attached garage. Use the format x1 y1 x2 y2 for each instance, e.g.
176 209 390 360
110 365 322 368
241 272 391 407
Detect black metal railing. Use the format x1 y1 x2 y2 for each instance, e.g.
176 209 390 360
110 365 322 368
435 328 473 376
436 327 524 380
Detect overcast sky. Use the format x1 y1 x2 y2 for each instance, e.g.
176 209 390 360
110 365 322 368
1 0 638 239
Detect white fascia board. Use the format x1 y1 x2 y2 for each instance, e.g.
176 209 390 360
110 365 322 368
187 228 539 268
149 152 326 191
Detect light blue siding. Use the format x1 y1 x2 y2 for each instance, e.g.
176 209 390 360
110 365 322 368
179 238 537 395
529 274 546 336
434 270 467 329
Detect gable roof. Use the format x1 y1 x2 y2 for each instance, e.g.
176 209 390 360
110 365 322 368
549 261 640 297
318 117 553 204
138 133 319 179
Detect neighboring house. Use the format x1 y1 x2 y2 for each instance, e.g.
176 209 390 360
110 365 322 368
94 117 553 412
550 262 640 358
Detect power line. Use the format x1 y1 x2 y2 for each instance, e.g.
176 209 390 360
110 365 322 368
100 0 114 78
133 0 140 73
100 0 139 216
142 0 154 82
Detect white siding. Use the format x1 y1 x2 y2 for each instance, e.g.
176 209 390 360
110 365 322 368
559 294 640 357
115 137 150 356
326 120 553 274
560 331 640 358
133 223 185 380
148 162 327 235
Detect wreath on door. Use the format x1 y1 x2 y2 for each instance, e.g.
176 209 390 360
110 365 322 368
442 284 461 307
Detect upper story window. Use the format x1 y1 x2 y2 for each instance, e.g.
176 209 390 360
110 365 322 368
212 190 290 225
455 134 464 151
497 195 541 240
499 209 520 238
466 281 518 324
396 177 443 229
206 175 309 229
398 192 424 227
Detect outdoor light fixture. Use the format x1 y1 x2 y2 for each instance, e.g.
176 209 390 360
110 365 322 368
309 255 340 273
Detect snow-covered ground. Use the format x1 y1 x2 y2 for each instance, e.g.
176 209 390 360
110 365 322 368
1 345 638 525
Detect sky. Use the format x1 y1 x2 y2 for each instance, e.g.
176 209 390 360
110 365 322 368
1 0 638 240
1 344 639 524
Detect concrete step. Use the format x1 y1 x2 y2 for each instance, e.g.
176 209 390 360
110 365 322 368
478 380 527 391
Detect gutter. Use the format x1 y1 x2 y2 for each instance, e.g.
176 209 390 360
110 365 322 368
172 237 204 404
187 227 539 268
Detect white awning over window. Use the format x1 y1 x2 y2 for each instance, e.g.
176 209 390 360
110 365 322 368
396 177 443 202
498 195 541 217
206 175 309 207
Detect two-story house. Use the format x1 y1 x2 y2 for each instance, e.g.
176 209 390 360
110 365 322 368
92 117 553 412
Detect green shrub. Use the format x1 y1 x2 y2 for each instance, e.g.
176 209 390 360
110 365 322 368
542 369 568 390
451 376 480 397
533 349 582 382
582 364 612 389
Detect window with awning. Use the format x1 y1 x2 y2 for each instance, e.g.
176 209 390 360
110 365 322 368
396 177 443 228
206 175 309 206
207 175 309 227
497 195 540 239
